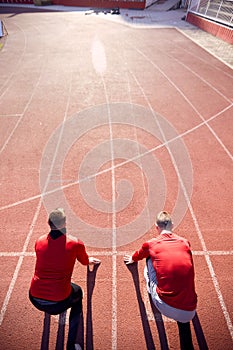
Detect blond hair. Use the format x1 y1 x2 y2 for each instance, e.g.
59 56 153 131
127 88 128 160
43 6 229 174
48 208 66 229
156 211 172 230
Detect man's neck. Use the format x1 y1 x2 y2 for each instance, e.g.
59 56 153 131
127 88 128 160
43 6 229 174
160 229 172 235
49 228 66 239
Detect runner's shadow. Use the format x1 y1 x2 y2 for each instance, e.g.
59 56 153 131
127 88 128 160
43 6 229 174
125 262 158 350
85 264 101 350
75 312 84 349
147 294 169 350
192 312 209 349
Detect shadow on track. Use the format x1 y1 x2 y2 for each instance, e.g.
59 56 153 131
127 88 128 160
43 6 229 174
125 262 208 350
84 264 100 350
126 262 168 350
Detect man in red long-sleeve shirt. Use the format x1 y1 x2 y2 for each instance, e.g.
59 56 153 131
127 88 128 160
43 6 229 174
124 211 197 350
29 208 100 350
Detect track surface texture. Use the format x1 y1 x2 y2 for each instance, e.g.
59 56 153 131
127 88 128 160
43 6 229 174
0 5 233 350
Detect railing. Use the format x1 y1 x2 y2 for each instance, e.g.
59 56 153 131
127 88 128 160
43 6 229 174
188 0 233 27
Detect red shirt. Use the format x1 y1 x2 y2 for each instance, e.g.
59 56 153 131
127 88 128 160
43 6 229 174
132 232 197 311
30 233 89 301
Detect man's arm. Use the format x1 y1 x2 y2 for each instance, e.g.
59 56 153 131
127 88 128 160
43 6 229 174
76 240 100 265
124 242 150 264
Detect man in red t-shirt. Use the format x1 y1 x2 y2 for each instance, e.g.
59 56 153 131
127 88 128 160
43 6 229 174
29 208 100 350
124 211 197 350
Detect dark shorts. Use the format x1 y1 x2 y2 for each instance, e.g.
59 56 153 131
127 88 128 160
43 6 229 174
29 283 83 315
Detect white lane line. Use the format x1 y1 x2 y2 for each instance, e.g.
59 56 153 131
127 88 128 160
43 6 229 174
0 72 74 326
0 103 231 213
0 115 24 155
135 47 233 162
0 59 44 156
0 250 233 257
0 252 36 257
94 37 117 348
173 57 232 104
129 63 233 340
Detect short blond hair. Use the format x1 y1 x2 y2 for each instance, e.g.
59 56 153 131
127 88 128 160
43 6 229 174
156 211 172 230
48 208 66 229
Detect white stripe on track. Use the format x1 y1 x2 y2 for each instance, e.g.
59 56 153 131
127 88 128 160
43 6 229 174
101 77 118 350
135 47 233 162
1 250 233 257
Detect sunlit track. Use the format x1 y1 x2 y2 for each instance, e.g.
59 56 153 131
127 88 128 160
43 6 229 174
133 47 233 161
0 103 231 212
0 22 46 155
153 44 232 104
0 22 27 98
0 18 45 100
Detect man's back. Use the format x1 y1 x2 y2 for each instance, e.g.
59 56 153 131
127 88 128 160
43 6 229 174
149 232 197 311
30 233 89 301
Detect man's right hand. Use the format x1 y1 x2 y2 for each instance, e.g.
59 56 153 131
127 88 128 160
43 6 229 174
89 257 101 265
123 255 135 264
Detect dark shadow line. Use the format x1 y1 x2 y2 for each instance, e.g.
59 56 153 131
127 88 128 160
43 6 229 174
86 264 100 350
145 256 169 349
55 311 67 350
76 311 84 349
125 262 156 350
192 313 209 350
147 294 169 350
40 312 51 350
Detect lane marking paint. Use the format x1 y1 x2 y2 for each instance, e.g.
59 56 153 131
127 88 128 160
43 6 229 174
135 47 233 161
0 103 231 213
0 250 233 257
94 40 118 348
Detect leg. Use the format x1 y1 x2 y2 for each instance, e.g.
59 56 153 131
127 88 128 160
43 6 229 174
66 284 83 350
145 258 158 294
177 321 194 350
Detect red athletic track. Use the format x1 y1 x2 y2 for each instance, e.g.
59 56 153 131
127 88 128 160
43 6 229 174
0 6 233 350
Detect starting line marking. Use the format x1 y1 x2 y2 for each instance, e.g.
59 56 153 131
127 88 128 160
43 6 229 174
0 250 233 257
